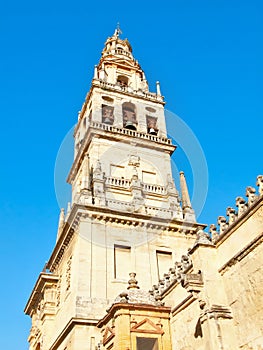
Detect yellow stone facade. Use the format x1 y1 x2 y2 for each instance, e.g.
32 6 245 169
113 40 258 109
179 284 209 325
25 29 263 350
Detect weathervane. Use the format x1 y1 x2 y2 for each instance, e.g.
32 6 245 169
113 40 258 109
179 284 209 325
114 22 122 37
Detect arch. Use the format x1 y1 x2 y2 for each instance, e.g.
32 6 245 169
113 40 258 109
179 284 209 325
146 115 158 135
102 104 114 125
122 102 137 130
117 75 129 87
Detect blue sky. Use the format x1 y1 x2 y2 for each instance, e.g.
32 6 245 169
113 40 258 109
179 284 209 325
0 0 262 348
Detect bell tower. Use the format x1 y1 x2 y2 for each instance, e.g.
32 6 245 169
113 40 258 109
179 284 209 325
25 28 202 350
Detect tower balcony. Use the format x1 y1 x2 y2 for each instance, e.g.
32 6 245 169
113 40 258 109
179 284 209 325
105 176 167 196
89 120 172 145
92 79 165 104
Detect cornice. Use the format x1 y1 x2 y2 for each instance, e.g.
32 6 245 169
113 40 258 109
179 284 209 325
49 317 98 350
97 303 171 328
24 272 59 316
215 195 263 247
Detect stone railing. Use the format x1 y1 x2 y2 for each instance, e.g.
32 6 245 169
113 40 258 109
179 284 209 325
210 175 263 243
105 176 167 196
89 121 172 145
105 176 131 188
92 79 164 102
142 183 166 195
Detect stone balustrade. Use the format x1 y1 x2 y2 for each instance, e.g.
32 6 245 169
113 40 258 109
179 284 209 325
142 183 166 195
105 176 167 195
89 120 171 145
92 78 164 102
105 176 131 188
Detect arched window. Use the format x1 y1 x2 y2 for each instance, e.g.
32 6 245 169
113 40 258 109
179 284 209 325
122 102 137 130
117 75 129 87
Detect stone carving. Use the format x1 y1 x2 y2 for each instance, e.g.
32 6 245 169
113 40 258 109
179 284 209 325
93 160 103 179
256 175 263 196
181 254 192 270
209 224 219 243
226 207 237 225
195 227 213 246
127 272 139 289
128 155 140 167
66 256 72 291
236 197 247 217
114 273 163 306
217 216 228 235
246 186 257 206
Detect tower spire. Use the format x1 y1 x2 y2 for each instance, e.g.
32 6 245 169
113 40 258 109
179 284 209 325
180 171 196 222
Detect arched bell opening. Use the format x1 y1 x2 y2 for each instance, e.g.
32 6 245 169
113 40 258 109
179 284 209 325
102 104 114 125
146 116 158 135
122 102 137 130
117 75 129 87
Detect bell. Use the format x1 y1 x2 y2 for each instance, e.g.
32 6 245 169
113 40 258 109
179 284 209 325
124 120 137 130
103 117 112 125
149 127 157 135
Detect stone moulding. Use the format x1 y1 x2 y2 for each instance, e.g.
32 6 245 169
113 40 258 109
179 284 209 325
24 272 59 316
48 317 98 350
92 79 165 104
218 231 263 275
97 303 171 328
200 305 233 323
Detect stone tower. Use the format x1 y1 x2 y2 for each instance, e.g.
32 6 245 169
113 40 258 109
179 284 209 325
25 28 202 350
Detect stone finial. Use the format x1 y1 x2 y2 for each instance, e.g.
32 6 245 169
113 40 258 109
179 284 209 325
164 274 171 288
226 207 237 225
180 171 196 222
236 196 247 217
93 65 98 79
194 227 213 246
174 262 183 282
58 208 65 233
158 279 165 293
256 175 263 196
217 216 228 234
181 254 192 271
246 186 257 206
169 267 176 282
156 81 161 96
210 224 219 243
127 272 140 289
119 292 129 303
93 160 103 179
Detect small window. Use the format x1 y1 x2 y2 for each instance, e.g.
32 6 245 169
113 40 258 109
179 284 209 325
156 251 172 279
114 245 131 279
136 337 158 350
